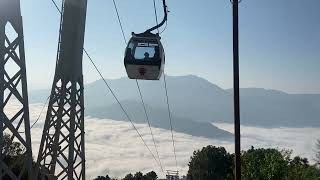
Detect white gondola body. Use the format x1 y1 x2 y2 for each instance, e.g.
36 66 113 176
124 33 165 80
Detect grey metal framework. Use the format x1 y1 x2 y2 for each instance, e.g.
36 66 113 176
0 0 33 179
166 170 179 180
36 0 88 179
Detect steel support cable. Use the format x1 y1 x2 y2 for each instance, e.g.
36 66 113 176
111 0 127 44
30 96 50 129
152 0 160 34
49 0 162 170
110 0 165 172
23 0 59 132
152 0 177 171
19 96 50 133
84 49 161 169
111 0 167 172
135 80 164 173
152 0 168 35
146 0 168 33
163 74 178 170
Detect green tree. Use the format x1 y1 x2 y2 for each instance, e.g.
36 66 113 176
122 173 133 180
144 171 157 180
121 171 157 180
241 146 289 180
316 139 320 166
187 145 233 180
2 133 29 180
93 175 111 180
287 156 319 180
133 172 143 180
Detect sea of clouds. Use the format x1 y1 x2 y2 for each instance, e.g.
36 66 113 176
12 103 319 179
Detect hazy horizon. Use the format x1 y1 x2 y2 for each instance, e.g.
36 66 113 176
30 74 320 95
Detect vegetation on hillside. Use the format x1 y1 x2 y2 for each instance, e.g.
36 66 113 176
2 133 29 179
316 139 320 166
3 134 320 180
187 145 320 180
93 171 157 180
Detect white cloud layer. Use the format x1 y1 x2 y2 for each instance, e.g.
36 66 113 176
8 103 319 179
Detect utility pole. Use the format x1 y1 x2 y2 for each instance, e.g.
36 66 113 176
0 0 33 179
232 0 241 180
36 0 88 179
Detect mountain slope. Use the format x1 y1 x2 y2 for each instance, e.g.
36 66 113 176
29 75 320 128
86 100 233 140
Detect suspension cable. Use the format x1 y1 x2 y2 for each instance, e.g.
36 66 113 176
152 0 160 34
163 74 178 170
110 0 165 172
84 49 161 169
50 0 61 13
153 0 168 34
146 0 168 33
19 96 50 133
152 0 177 171
111 0 127 44
49 0 162 170
30 96 50 129
136 80 164 173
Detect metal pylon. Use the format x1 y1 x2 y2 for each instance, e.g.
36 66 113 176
0 0 33 179
36 0 88 179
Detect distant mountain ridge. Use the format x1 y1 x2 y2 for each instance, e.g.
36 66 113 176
29 75 320 130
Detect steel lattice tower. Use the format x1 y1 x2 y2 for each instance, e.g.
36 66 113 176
36 0 87 179
0 0 33 179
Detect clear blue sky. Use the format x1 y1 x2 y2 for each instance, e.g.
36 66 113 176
20 0 320 93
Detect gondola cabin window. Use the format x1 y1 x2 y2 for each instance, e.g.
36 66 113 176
133 42 159 61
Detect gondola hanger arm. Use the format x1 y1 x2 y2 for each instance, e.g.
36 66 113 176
145 0 168 33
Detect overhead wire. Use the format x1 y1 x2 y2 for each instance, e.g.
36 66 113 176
160 21 168 34
49 0 163 170
152 0 160 34
153 0 168 34
136 80 164 173
163 74 178 170
25 0 61 131
19 96 50 133
83 49 162 170
111 0 127 44
30 96 50 129
110 0 165 173
21 0 59 132
152 0 178 170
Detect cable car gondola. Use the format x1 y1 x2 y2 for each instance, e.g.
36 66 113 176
124 32 165 80
124 0 168 80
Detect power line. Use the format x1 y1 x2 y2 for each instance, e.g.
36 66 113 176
51 0 61 13
19 96 50 133
152 0 168 35
151 0 177 171
109 0 165 172
49 0 162 170
152 0 160 34
30 96 50 129
84 49 162 170
163 74 178 170
111 0 127 44
135 80 164 173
